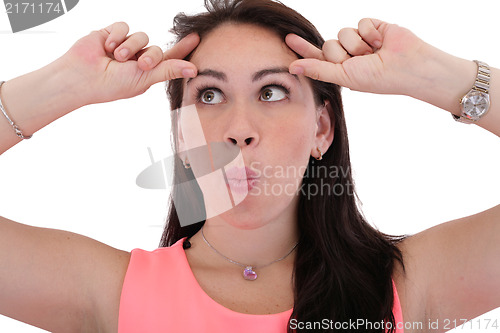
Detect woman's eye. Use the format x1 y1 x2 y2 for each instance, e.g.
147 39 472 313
260 86 287 102
200 89 224 104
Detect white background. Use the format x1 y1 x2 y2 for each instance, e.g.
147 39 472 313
0 0 499 331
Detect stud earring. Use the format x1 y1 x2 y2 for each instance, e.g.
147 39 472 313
183 157 191 169
315 147 323 161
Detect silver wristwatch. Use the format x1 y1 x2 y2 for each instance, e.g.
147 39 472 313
453 60 491 123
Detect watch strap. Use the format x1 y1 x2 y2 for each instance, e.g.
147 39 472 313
473 60 490 94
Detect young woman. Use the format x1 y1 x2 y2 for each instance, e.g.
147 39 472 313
0 0 498 332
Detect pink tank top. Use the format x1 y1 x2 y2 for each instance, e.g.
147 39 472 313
118 238 404 332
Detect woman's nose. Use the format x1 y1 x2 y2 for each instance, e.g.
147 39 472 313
223 106 259 148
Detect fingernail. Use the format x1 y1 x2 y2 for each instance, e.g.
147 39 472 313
290 66 304 75
119 48 129 58
182 68 196 78
109 41 116 49
143 56 152 66
373 40 382 48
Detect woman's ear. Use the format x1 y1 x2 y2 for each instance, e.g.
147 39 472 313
312 100 334 158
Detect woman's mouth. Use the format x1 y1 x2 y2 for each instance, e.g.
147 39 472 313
224 166 259 194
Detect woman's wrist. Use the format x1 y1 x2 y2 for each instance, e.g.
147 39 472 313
408 44 499 136
407 43 477 116
1 58 87 135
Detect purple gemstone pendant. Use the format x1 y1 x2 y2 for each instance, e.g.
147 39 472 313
243 266 257 281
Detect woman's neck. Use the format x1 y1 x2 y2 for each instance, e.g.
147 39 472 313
190 213 299 268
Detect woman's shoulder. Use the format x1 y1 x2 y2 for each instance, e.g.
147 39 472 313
96 238 187 332
129 237 186 259
87 245 131 333
125 237 189 281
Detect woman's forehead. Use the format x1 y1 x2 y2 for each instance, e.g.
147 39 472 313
189 23 299 70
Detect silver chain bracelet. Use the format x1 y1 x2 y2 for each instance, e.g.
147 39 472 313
0 80 32 140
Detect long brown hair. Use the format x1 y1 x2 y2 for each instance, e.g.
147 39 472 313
159 1 406 331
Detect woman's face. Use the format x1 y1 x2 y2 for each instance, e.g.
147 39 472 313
178 23 332 229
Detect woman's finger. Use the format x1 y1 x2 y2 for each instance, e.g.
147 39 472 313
322 39 350 63
101 22 130 54
136 45 164 71
285 34 325 60
337 28 373 56
148 59 198 83
290 58 350 87
358 18 384 49
163 33 201 60
113 31 149 61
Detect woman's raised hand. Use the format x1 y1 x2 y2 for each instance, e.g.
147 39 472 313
61 22 199 105
286 18 433 97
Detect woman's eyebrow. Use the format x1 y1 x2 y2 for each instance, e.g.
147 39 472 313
252 67 299 82
186 67 299 85
187 69 227 85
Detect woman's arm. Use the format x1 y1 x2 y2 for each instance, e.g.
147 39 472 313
0 22 199 155
285 19 500 136
0 22 199 331
398 203 500 332
0 215 131 332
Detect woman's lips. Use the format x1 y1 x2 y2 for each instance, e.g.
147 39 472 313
226 178 259 193
225 166 259 180
225 166 259 194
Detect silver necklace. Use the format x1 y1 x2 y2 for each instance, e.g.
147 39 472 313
200 226 299 281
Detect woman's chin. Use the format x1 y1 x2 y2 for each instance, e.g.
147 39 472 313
215 210 269 230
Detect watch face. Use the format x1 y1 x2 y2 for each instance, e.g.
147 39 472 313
462 90 490 121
